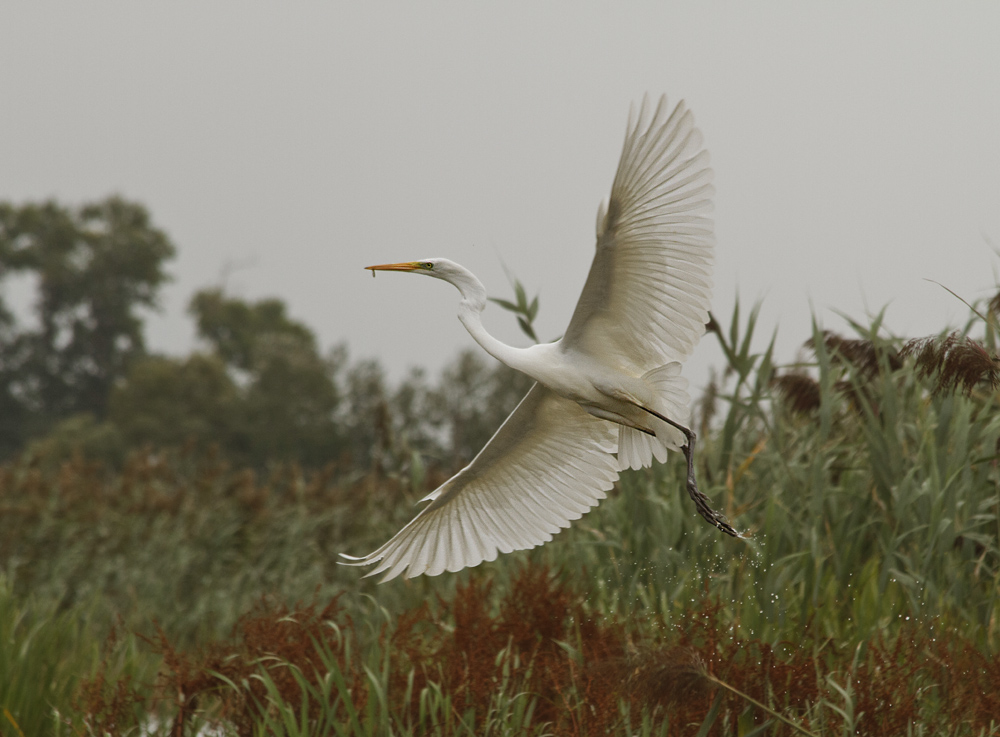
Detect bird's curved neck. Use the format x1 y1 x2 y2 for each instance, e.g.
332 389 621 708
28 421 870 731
459 303 527 370
449 269 529 372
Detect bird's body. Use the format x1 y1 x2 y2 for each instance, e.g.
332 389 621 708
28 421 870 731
343 95 739 582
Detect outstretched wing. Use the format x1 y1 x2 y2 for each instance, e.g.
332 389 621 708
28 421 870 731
340 384 619 582
562 95 714 370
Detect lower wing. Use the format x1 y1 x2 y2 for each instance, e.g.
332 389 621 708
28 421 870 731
340 384 620 582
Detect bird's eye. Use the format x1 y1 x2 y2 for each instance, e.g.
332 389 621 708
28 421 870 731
421 262 434 270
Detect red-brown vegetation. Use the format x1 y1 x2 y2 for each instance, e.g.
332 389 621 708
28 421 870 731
75 565 1000 736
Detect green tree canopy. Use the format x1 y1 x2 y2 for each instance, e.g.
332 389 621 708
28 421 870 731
189 288 316 373
429 349 534 465
185 288 341 467
0 197 175 456
0 198 542 475
108 353 238 451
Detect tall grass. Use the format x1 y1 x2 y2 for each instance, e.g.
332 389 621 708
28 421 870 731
2 297 999 734
527 301 1000 649
0 578 92 736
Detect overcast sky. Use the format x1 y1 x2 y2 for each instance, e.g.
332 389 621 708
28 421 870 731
2 4 999 390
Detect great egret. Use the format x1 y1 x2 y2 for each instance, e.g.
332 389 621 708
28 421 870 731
342 95 739 582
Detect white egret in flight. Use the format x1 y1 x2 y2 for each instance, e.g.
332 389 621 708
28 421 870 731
342 95 739 582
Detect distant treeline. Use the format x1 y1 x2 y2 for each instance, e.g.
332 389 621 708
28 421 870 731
0 196 531 472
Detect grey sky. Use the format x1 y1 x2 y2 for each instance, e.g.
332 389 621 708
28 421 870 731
2 4 999 391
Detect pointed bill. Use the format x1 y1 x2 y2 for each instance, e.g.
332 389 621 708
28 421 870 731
365 262 423 272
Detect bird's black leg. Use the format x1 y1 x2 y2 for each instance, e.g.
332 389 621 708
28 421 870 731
641 409 741 538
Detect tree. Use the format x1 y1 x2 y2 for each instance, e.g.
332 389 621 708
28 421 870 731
0 291 28 457
429 349 534 465
0 197 175 456
336 354 390 471
239 332 340 466
108 353 239 451
392 366 446 461
187 288 341 467
188 288 315 374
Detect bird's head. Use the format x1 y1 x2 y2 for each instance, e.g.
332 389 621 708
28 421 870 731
365 258 453 281
365 257 486 308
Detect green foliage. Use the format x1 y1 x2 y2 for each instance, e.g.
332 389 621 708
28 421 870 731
10 281 533 474
28 567 1000 736
4 291 1000 734
539 299 1000 651
3 199 1000 732
108 353 238 451
238 332 341 466
0 197 175 455
184 289 342 466
23 413 126 468
0 199 544 474
0 578 85 736
335 354 392 472
489 274 541 343
0 577 150 737
427 349 535 466
189 288 318 374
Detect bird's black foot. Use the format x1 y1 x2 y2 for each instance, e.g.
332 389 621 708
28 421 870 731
680 438 740 538
644 409 741 538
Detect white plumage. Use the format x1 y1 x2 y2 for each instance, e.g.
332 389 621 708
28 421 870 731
342 95 738 582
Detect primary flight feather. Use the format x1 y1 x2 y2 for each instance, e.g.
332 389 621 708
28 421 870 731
342 95 739 582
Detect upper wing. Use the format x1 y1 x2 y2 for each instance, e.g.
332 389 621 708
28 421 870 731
340 384 619 582
562 95 714 369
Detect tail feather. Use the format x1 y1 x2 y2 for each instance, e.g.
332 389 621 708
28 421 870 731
616 363 690 471
618 425 667 471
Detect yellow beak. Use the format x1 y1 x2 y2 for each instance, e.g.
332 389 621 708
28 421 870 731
365 261 421 272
